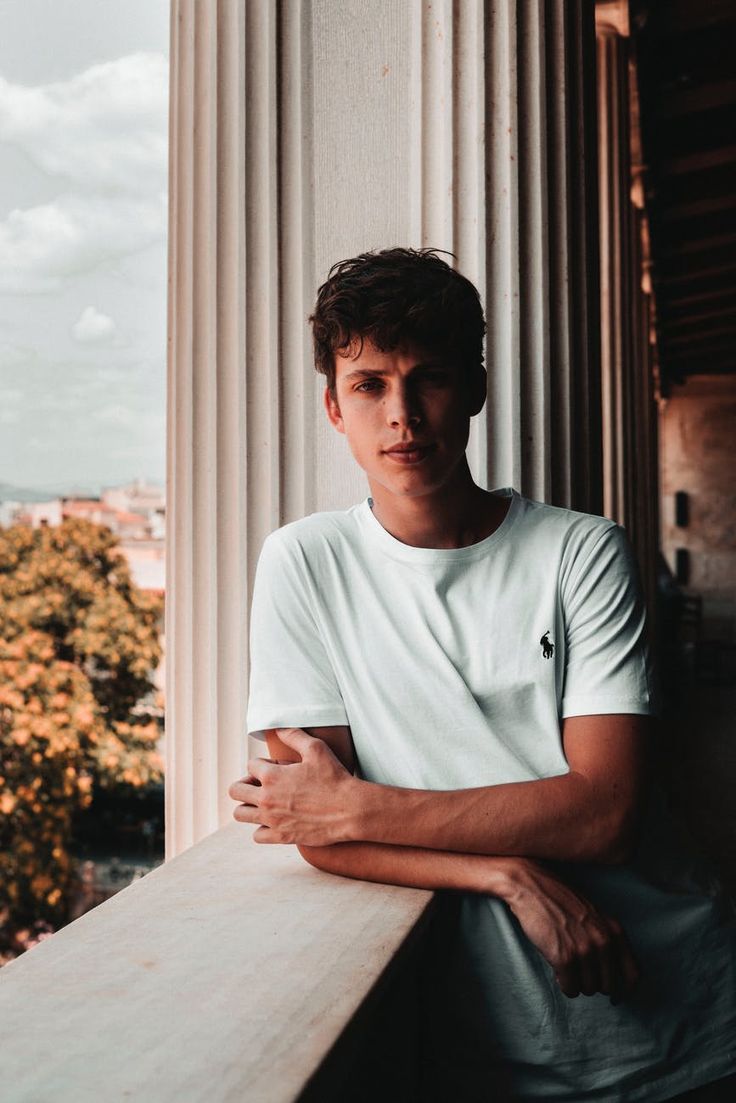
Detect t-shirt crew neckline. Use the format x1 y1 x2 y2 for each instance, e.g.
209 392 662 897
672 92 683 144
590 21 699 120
358 486 521 563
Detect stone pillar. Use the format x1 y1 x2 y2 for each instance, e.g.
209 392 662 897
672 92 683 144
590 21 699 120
596 8 632 528
484 0 602 510
596 0 661 629
167 0 255 857
166 0 605 854
408 0 602 508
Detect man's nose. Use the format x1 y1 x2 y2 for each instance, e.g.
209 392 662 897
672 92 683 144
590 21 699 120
385 384 422 427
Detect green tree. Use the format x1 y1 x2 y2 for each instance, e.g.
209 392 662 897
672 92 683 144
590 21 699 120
0 518 164 958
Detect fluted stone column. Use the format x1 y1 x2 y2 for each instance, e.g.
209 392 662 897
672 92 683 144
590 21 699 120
482 0 603 508
167 0 604 854
597 11 632 528
596 0 660 627
167 1 254 857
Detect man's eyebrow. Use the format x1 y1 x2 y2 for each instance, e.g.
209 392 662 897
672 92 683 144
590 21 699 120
343 363 449 382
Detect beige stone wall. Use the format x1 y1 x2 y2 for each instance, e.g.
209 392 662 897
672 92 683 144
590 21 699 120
659 374 736 634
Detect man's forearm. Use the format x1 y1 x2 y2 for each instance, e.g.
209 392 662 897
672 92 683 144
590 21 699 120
347 770 632 863
297 839 523 899
297 840 642 1004
246 720 645 863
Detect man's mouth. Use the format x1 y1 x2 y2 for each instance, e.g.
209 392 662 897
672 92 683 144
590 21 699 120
384 444 436 464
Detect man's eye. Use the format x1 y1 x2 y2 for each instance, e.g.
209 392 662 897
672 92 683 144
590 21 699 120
355 375 447 393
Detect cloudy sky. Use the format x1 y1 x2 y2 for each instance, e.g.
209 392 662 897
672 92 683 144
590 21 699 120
0 0 169 496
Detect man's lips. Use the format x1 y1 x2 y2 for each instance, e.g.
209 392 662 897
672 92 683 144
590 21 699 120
384 443 435 453
383 443 436 463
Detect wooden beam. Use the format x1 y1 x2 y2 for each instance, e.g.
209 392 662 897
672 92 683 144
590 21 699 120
660 260 736 288
664 304 736 329
662 144 736 177
659 231 736 259
665 287 736 314
661 194 736 222
665 322 736 347
660 78 736 120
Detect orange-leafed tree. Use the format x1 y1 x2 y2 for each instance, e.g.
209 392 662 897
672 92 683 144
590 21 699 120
0 518 164 958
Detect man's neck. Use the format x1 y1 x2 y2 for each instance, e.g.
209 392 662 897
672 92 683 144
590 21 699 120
368 469 510 550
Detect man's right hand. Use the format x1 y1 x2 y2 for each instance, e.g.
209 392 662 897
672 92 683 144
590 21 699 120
495 857 639 1002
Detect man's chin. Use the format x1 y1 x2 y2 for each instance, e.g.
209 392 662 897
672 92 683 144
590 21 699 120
365 477 445 503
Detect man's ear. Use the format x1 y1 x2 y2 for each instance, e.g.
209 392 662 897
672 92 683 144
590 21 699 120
466 365 487 417
323 384 345 434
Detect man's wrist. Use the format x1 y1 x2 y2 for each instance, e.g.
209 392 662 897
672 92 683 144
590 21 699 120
340 775 371 843
482 856 536 903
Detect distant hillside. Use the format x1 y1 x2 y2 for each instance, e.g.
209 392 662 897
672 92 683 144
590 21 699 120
0 482 59 503
0 481 101 503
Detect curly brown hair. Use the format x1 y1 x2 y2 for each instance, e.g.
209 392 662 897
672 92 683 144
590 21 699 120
308 247 486 401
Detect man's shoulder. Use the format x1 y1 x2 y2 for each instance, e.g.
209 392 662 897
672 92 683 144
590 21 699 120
264 503 363 560
515 492 618 551
513 496 637 611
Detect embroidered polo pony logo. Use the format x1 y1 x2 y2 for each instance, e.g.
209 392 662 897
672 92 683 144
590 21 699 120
540 631 554 659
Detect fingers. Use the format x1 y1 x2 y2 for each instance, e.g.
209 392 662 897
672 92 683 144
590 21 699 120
227 757 278 800
597 939 617 1000
550 912 639 1002
229 774 266 827
577 950 600 998
555 961 583 999
554 927 639 1003
584 920 617 999
227 775 261 803
274 726 316 755
233 805 278 843
595 918 638 1004
232 802 261 824
246 756 275 781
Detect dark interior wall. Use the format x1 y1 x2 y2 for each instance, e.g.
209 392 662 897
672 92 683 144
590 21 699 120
659 374 736 638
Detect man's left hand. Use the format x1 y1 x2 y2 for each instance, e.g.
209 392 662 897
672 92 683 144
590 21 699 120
228 727 358 845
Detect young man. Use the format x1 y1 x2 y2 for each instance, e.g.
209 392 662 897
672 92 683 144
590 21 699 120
230 249 736 1101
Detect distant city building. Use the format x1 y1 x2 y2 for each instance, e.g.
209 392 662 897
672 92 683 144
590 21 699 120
102 478 165 517
61 498 121 528
1 499 63 527
0 500 26 527
119 540 166 598
0 479 166 595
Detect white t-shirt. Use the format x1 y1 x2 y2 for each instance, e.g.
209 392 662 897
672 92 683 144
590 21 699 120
246 487 736 1101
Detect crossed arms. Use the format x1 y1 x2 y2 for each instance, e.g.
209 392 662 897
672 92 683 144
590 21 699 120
229 714 651 1000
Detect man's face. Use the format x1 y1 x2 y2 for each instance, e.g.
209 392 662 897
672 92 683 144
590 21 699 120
323 337 486 502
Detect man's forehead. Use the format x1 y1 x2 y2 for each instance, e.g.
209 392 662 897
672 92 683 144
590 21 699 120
335 337 449 372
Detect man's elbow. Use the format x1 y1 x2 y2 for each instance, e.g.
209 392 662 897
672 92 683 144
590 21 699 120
297 843 336 872
588 803 642 865
595 830 635 866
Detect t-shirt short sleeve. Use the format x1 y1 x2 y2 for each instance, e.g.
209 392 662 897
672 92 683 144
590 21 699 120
560 522 659 718
246 531 349 742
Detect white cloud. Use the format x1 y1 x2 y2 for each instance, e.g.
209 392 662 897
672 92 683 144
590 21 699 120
91 403 135 427
0 54 168 195
72 305 117 343
0 53 168 293
0 191 167 293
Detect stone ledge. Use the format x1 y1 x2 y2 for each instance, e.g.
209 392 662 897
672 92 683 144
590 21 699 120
0 822 433 1103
